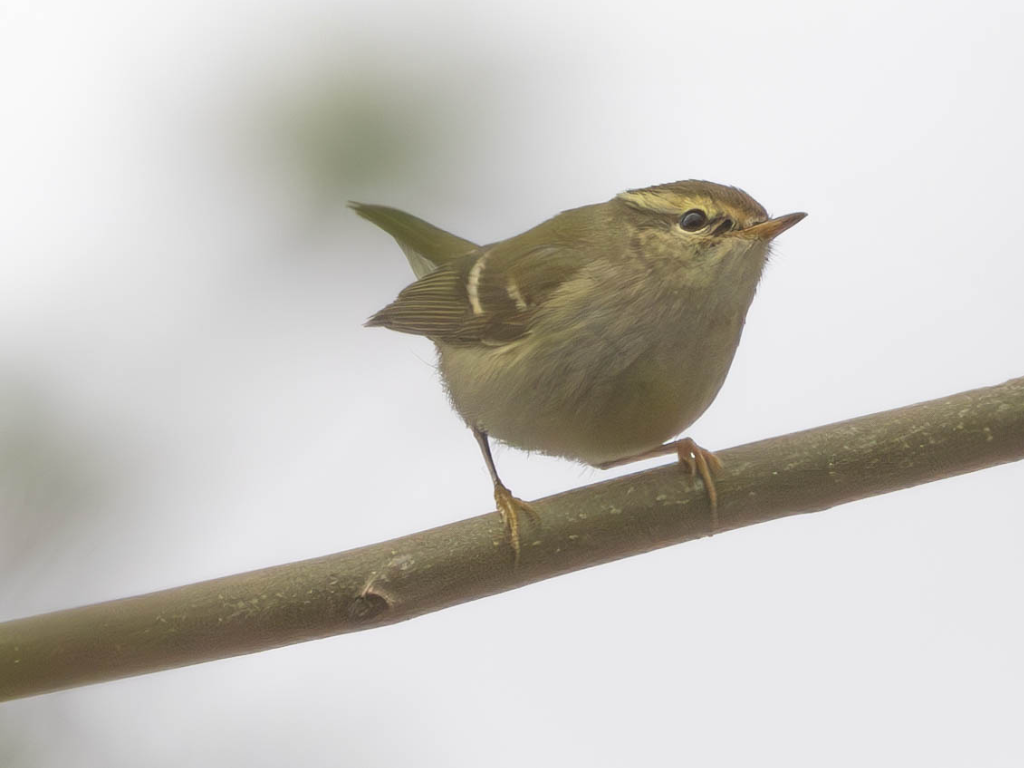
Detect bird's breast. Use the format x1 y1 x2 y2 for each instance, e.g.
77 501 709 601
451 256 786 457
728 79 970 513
437 280 749 465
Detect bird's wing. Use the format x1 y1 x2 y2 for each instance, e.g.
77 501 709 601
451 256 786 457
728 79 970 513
366 243 585 345
348 202 480 278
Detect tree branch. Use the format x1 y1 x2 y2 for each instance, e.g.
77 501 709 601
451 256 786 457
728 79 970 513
2 376 1022 702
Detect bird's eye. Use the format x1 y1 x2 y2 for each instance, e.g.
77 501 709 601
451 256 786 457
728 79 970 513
679 209 708 231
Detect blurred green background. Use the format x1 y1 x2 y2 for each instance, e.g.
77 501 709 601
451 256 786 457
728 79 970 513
2 1 1023 766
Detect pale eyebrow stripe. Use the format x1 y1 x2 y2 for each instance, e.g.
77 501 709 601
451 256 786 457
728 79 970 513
616 190 684 215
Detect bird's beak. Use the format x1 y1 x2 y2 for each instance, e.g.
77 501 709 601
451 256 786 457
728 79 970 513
735 211 807 241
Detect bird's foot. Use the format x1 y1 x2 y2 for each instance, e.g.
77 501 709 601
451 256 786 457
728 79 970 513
598 437 723 531
493 483 539 566
671 437 723 530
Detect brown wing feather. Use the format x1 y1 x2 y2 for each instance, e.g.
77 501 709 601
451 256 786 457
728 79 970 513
367 246 584 345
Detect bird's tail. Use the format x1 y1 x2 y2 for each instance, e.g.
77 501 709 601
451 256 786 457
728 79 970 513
347 202 480 279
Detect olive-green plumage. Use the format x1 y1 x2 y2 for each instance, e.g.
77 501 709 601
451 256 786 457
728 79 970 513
351 180 805 560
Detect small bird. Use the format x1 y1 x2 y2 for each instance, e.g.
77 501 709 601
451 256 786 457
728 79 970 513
352 180 805 562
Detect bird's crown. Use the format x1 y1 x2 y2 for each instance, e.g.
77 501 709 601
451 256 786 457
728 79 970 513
618 180 769 233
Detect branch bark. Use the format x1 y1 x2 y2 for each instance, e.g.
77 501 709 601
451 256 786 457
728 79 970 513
2 376 1022 702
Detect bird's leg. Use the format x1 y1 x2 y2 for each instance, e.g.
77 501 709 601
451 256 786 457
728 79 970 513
473 428 539 565
597 437 723 530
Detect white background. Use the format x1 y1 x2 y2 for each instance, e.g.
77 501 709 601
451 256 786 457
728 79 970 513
2 1 1022 765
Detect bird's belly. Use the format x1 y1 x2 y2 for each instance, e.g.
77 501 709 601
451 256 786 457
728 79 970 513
438 318 741 466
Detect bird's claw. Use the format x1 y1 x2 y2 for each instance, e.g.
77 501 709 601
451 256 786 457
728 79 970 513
494 483 538 566
673 437 722 530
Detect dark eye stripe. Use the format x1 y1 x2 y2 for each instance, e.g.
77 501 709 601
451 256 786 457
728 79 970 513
712 218 734 236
